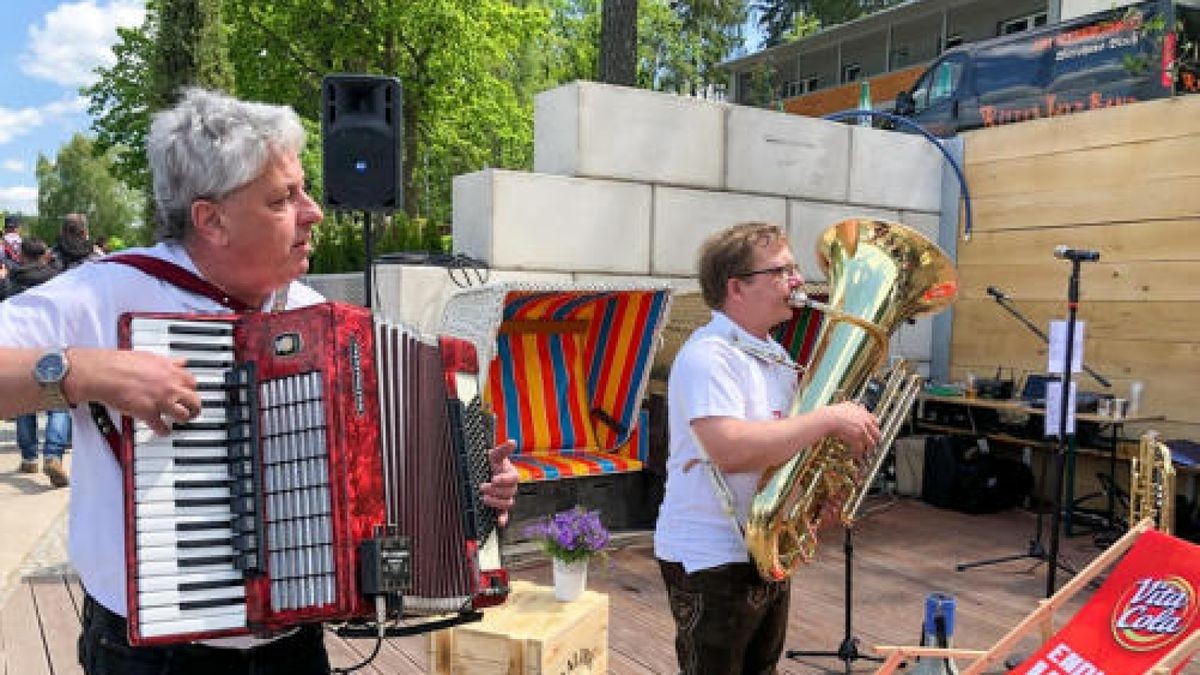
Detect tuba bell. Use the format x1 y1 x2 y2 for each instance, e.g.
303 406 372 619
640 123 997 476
745 218 958 581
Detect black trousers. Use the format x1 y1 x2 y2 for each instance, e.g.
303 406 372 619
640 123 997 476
78 594 331 675
658 559 791 675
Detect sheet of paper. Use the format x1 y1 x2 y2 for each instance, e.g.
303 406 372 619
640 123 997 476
1047 320 1084 374
1044 380 1077 436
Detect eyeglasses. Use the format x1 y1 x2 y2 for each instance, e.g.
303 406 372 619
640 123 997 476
734 263 801 280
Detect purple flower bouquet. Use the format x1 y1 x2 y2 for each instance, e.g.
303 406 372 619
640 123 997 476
524 507 610 564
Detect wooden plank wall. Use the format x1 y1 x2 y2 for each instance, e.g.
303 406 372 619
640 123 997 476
951 95 1200 441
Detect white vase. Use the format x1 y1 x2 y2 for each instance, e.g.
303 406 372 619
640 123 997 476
552 558 588 602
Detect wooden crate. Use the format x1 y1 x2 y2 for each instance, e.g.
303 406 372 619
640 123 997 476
428 580 609 674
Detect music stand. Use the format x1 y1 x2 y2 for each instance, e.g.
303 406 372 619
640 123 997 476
786 472 904 673
786 524 883 673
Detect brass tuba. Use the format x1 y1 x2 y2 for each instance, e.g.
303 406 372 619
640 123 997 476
746 219 958 581
1129 430 1176 534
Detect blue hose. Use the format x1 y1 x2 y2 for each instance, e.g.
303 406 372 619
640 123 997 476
822 109 974 240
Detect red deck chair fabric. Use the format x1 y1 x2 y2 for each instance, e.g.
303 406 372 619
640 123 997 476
1011 529 1200 675
873 521 1200 675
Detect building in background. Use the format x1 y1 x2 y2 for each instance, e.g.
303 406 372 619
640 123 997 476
721 0 1154 117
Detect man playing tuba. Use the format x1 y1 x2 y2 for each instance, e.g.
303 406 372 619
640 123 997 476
653 221 880 675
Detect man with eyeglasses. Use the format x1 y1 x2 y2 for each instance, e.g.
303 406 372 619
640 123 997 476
654 221 880 675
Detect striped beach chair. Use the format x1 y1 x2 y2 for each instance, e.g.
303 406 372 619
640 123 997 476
441 282 672 483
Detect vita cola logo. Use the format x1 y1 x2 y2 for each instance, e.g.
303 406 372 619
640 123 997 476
1110 576 1198 651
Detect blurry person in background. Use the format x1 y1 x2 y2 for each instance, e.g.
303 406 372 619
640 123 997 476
2 236 71 487
52 213 100 270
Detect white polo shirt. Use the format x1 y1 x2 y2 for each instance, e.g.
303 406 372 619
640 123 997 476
0 243 323 617
653 311 800 573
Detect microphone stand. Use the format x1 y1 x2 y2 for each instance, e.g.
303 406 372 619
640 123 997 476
1045 257 1091 597
954 288 1093 579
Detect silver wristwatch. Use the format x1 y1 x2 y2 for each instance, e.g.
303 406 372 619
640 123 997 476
33 350 71 409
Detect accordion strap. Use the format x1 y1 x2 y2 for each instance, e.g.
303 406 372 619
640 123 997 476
100 253 255 312
89 253 269 461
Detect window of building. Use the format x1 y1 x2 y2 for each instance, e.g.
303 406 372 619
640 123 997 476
1000 11 1048 36
782 76 821 98
842 62 862 83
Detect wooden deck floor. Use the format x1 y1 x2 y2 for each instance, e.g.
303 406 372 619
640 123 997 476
4 498 1197 674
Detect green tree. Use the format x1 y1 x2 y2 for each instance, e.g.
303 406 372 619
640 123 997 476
82 0 752 272
85 12 155 197
86 0 235 241
151 0 236 110
641 0 746 95
35 134 140 245
225 0 546 227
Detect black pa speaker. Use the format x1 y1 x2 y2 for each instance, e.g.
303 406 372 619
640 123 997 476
321 74 403 211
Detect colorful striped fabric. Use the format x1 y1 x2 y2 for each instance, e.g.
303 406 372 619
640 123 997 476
483 289 667 481
512 451 644 482
771 294 828 367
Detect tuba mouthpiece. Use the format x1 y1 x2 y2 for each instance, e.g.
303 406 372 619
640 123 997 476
788 290 813 308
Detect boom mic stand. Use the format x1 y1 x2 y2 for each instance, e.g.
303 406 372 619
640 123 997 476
954 286 1093 578
984 286 1109 389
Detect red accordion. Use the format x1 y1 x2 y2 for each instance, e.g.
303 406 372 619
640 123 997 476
118 302 507 646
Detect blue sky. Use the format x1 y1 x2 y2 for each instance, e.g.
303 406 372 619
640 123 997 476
0 0 144 215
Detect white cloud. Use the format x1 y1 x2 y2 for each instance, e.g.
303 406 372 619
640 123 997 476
2 160 27 173
0 187 38 215
0 95 88 145
20 0 146 87
0 107 43 145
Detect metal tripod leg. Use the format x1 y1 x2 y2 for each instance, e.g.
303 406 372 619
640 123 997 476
786 527 882 674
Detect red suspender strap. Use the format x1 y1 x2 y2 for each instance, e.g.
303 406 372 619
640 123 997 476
88 253 257 459
101 253 255 312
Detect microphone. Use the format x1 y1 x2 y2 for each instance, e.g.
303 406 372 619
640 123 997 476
986 286 1007 301
1053 245 1100 262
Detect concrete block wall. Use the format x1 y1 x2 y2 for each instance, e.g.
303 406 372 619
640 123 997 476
439 81 951 371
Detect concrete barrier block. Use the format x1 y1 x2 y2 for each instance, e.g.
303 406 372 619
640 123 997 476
848 126 944 212
725 106 850 200
787 200 899 281
899 210 941 243
534 81 725 188
652 187 787 276
891 315 934 362
452 169 652 274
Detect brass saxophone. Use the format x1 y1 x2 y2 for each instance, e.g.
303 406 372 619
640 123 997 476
1129 430 1176 533
745 219 958 581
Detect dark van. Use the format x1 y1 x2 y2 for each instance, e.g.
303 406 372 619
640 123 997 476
893 0 1200 136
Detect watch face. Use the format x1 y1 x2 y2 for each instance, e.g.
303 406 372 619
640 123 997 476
36 353 66 382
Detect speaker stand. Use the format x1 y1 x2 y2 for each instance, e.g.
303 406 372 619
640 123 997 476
362 211 374 309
